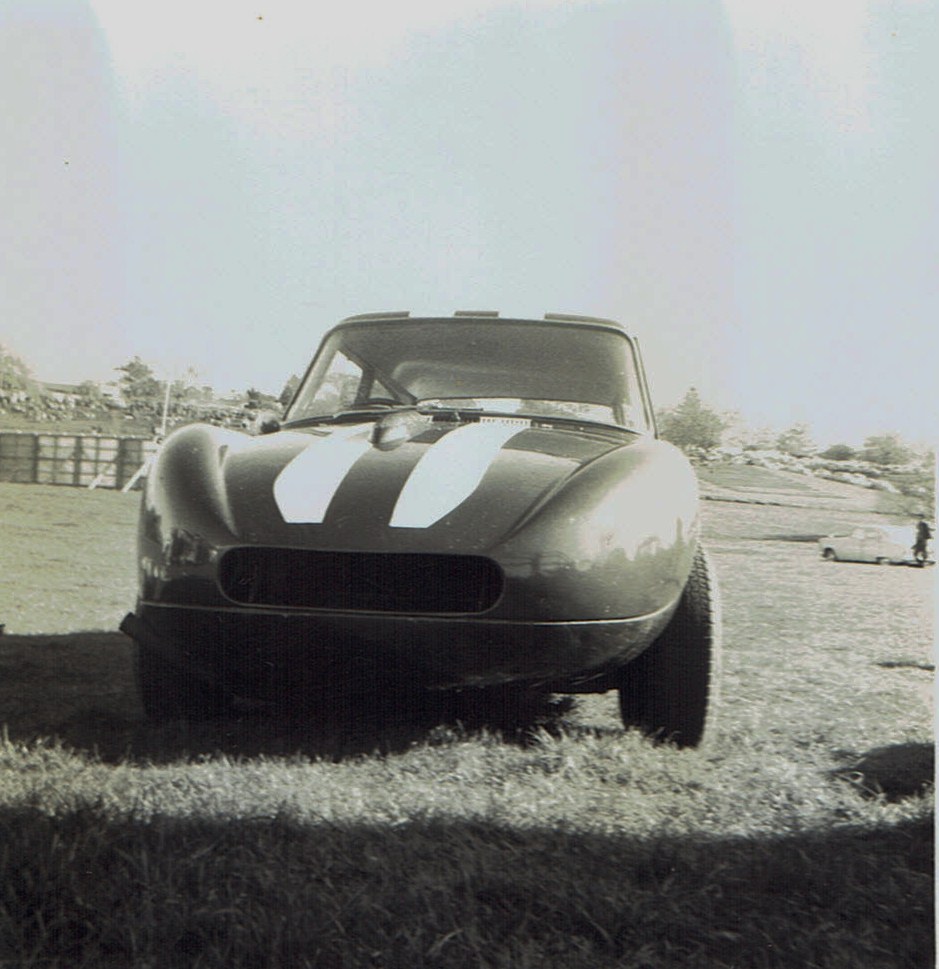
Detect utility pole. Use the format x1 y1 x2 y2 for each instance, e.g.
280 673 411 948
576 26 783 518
159 378 171 439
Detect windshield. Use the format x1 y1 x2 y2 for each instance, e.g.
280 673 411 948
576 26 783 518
285 319 651 431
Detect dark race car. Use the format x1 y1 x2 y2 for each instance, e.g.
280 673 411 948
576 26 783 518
121 312 721 746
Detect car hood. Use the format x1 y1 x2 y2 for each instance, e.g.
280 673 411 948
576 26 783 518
182 414 634 553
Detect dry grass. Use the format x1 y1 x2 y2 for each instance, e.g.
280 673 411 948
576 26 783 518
0 483 139 634
0 476 933 968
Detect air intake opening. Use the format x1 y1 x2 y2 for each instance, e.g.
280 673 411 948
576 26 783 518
219 548 503 614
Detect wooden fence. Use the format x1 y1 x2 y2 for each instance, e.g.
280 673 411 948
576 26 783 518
0 433 159 490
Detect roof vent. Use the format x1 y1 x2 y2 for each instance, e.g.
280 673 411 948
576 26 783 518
342 311 411 322
544 313 623 327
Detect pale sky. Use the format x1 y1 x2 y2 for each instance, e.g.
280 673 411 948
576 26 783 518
1 0 935 446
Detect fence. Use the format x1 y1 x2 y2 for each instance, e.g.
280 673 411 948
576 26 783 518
0 433 159 490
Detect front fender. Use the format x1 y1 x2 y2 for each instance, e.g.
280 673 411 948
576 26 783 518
492 438 699 621
138 424 248 603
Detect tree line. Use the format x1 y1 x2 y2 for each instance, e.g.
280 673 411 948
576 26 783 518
0 346 289 417
657 387 925 467
0 343 927 467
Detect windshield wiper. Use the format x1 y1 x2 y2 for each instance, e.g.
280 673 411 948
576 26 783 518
284 405 416 428
518 412 641 434
418 403 480 411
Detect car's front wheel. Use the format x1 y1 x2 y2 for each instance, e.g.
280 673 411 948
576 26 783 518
134 644 229 721
617 546 720 748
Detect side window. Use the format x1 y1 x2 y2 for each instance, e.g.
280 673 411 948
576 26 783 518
620 342 652 432
325 352 363 409
306 351 363 415
360 375 395 402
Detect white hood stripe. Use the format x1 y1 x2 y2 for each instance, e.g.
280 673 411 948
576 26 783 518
273 424 372 523
390 421 525 528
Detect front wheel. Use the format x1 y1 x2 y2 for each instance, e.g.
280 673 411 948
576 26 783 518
134 644 229 721
617 546 721 748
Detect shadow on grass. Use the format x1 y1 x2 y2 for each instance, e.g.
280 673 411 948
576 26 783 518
124 688 579 765
0 806 932 969
0 632 584 764
833 743 935 802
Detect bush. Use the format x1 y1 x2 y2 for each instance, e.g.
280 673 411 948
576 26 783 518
820 444 856 461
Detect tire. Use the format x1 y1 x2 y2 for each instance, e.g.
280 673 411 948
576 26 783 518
822 548 837 560
617 546 721 748
134 644 229 721
876 556 890 566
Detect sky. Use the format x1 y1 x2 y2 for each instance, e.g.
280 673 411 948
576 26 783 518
0 0 935 446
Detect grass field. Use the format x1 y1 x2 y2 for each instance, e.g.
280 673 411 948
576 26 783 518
0 477 933 968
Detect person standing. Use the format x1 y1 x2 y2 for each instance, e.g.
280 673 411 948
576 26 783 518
913 517 933 566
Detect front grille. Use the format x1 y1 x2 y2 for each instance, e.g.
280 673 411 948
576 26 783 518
218 548 503 614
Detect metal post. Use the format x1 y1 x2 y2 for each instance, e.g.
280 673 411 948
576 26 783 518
160 380 171 439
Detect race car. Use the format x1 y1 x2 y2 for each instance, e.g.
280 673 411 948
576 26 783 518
121 311 720 746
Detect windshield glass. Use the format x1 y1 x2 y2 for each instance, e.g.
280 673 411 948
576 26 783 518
285 319 651 431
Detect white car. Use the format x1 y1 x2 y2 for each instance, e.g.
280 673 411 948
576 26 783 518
819 525 920 565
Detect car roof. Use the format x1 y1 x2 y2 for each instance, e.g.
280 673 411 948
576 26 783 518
849 525 911 539
337 311 632 336
879 525 914 539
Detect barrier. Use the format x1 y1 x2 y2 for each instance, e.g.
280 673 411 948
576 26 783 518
0 432 159 490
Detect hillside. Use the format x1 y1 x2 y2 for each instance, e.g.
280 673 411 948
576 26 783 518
697 463 925 522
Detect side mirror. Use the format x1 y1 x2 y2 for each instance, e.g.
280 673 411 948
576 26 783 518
255 411 282 435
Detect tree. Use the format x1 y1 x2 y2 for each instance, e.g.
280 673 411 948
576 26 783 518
657 388 727 453
0 345 34 392
76 380 105 404
776 423 816 458
279 374 300 408
170 366 203 406
861 432 913 467
116 357 161 410
722 415 775 451
741 426 777 451
161 367 214 411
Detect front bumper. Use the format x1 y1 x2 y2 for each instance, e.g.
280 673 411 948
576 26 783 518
122 599 676 702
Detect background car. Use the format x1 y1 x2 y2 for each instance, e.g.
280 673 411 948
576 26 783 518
819 525 921 565
121 312 721 746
